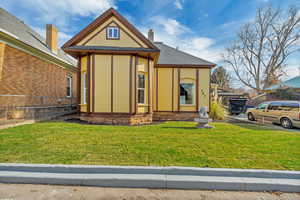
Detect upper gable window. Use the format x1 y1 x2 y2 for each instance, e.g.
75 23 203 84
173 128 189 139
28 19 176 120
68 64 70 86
107 26 120 39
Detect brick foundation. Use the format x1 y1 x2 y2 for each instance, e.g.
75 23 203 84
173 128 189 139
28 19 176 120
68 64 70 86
153 112 198 121
80 113 153 125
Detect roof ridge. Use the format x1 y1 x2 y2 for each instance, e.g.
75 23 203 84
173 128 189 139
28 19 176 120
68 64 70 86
63 8 159 50
0 7 76 66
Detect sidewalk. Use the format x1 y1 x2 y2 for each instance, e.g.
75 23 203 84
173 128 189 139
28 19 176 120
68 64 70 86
0 184 299 200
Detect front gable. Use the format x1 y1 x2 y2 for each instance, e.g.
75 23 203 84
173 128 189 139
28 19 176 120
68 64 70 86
77 16 148 48
63 8 158 50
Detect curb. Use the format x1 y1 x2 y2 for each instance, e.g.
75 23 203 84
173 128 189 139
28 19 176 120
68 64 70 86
0 163 299 192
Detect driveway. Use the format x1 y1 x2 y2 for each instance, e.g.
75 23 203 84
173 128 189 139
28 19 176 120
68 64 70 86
227 114 300 132
0 184 299 200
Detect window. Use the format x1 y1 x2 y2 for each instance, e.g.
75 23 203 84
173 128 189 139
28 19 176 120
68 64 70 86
138 73 145 104
257 103 268 110
268 102 282 110
107 26 119 39
281 102 299 111
180 83 195 105
66 76 72 97
82 72 87 104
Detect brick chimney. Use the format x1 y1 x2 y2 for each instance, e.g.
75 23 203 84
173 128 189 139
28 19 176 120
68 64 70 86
46 24 58 54
148 29 154 42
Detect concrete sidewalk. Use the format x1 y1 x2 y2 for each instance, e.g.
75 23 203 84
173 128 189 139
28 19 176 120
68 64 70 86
0 184 299 200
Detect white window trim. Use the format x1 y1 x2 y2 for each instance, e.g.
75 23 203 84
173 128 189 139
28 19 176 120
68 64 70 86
107 26 119 39
138 73 146 105
66 76 72 98
83 72 87 105
180 82 195 106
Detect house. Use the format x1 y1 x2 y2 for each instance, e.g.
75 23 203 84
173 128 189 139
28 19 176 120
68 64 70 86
264 76 300 101
0 8 78 122
63 8 215 125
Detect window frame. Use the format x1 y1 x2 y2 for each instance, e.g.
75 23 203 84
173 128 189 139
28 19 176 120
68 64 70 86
137 73 146 105
180 82 195 106
66 75 72 98
106 26 120 40
82 72 87 105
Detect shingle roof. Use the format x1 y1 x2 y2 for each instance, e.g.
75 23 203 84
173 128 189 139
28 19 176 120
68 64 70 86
154 42 215 67
0 8 76 66
265 76 300 90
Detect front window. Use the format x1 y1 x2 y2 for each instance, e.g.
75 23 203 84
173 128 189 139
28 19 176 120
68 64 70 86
138 73 145 104
257 103 267 110
66 76 72 97
180 83 195 105
82 72 87 104
107 27 119 39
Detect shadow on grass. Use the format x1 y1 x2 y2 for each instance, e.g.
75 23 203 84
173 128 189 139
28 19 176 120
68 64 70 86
227 121 288 132
162 127 198 130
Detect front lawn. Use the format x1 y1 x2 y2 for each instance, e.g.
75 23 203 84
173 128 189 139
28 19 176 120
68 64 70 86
0 121 299 170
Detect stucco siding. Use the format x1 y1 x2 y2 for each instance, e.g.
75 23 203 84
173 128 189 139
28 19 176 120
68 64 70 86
154 67 210 113
157 68 173 111
77 16 148 48
113 55 130 113
94 55 112 112
198 68 210 111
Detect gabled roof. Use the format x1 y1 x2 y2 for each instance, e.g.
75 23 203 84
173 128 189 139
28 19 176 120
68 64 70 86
62 8 158 50
0 8 76 66
154 42 216 67
265 76 300 91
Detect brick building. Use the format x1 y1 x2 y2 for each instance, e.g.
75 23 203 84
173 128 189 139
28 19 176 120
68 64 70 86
0 8 78 123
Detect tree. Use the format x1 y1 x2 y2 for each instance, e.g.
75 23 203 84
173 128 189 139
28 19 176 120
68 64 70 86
211 66 231 90
223 5 300 92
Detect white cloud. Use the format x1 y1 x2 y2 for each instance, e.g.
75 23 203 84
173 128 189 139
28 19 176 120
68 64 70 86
140 17 223 63
20 0 116 29
26 0 115 16
150 17 191 36
174 0 183 10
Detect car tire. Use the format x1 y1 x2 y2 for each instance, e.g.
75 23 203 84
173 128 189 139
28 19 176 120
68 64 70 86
248 113 255 121
281 118 293 129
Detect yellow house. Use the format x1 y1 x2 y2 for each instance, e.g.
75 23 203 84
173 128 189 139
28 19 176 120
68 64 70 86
63 8 215 125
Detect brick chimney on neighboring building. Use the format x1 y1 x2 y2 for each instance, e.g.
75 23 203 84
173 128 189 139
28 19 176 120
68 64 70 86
148 29 154 42
46 24 58 54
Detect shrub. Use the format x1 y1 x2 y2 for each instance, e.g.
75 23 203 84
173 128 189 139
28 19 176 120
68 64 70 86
210 101 226 120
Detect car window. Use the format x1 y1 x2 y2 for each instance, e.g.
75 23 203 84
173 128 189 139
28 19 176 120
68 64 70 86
268 102 282 110
257 103 268 110
280 102 299 111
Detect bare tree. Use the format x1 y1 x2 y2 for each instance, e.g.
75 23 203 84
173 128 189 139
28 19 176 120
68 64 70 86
223 5 300 92
211 66 232 90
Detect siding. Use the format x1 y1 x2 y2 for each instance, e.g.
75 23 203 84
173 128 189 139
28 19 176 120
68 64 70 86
0 45 77 106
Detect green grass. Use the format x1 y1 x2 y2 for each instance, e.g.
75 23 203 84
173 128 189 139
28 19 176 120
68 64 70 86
0 121 299 170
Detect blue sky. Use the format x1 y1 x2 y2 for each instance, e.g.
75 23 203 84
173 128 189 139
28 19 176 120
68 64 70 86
1 0 300 83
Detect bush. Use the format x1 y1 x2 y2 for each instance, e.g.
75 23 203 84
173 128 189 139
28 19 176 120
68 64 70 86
210 101 226 120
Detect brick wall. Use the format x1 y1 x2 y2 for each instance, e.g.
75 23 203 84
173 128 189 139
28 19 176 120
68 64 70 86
0 45 78 106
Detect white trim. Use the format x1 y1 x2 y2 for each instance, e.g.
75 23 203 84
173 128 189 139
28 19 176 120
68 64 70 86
107 27 120 39
180 82 195 106
137 73 146 104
